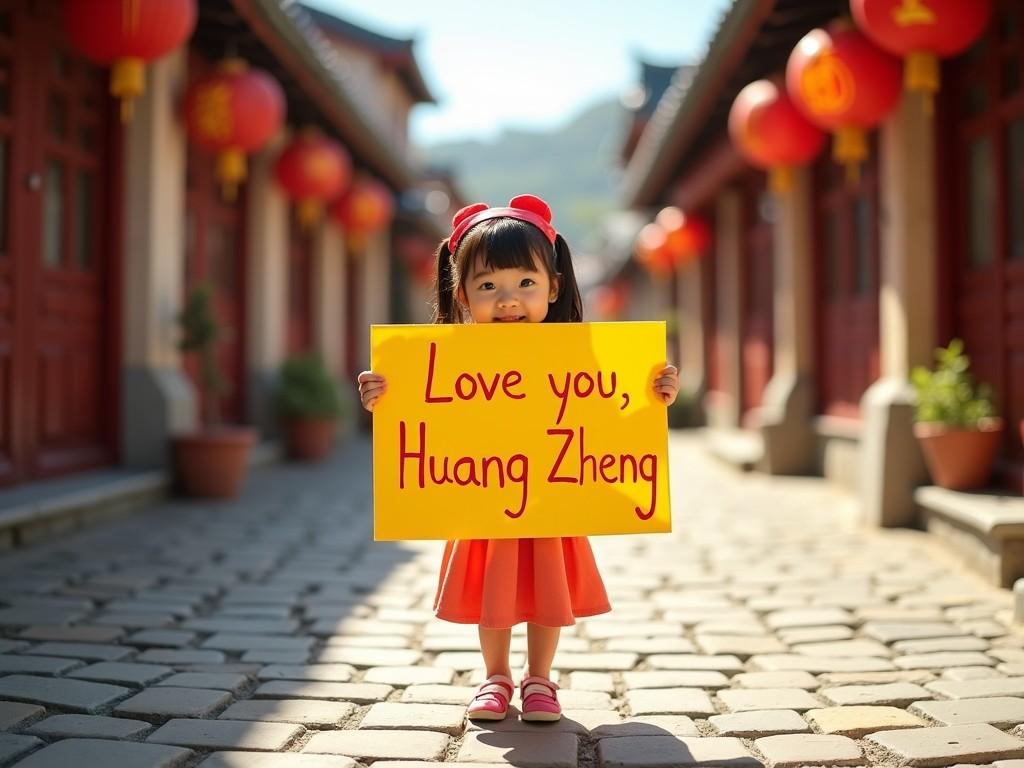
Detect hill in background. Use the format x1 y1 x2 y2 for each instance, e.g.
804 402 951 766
421 98 628 251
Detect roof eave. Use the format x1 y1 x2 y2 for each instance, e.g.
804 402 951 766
231 0 416 190
622 0 776 208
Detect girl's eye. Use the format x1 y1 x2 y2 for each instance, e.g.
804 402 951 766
520 278 535 287
479 282 494 290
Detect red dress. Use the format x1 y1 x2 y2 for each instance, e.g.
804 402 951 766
433 537 611 629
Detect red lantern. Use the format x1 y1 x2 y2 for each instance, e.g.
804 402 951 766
396 233 436 284
851 0 992 112
656 207 711 268
728 79 827 193
183 59 285 201
634 222 675 278
63 0 197 122
787 20 902 182
274 130 352 228
330 176 395 250
591 282 628 320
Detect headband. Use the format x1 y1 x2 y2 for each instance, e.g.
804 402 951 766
447 194 558 255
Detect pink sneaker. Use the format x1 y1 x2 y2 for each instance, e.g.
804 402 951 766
467 674 513 721
520 675 561 722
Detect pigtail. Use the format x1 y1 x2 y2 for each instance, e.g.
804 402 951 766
547 234 583 323
432 240 458 324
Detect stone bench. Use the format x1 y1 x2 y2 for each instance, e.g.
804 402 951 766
915 485 1024 587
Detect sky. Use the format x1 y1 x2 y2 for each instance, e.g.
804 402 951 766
305 0 733 147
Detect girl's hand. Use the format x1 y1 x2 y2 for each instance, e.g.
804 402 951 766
653 364 679 406
357 371 387 412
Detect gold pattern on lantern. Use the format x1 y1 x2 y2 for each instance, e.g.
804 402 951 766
301 151 332 182
122 0 141 34
894 0 936 27
194 83 232 142
800 52 856 115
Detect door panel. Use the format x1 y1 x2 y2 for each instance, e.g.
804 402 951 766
813 153 881 419
948 1 1024 488
0 0 113 484
740 174 773 421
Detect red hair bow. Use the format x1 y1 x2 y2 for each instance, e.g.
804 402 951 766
448 194 558 254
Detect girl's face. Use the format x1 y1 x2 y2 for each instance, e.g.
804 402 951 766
459 252 559 324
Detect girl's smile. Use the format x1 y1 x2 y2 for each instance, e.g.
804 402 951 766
459 254 560 324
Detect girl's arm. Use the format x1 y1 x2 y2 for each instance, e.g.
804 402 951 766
653 364 679 406
357 371 387 412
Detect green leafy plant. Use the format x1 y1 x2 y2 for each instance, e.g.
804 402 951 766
276 352 343 420
910 339 997 427
666 388 702 429
179 281 228 427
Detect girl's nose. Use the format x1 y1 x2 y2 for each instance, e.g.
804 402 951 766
497 291 518 307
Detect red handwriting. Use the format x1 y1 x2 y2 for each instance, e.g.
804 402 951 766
547 371 629 424
399 420 528 518
424 342 525 404
547 426 657 519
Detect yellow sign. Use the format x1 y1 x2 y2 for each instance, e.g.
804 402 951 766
370 322 672 541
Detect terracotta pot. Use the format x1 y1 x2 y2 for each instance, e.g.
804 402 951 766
913 418 1004 491
173 426 256 498
284 416 337 461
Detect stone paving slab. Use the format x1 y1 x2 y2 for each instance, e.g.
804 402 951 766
806 705 927 737
252 680 392 703
458 730 578 767
303 728 448 760
147 718 303 751
910 696 1024 727
867 723 1024 766
708 709 811 737
359 701 466 734
114 686 233 719
67 661 173 686
624 688 716 716
219 699 355 726
598 735 761 768
26 713 153 739
0 673 130 713
0 700 45 729
13 738 192 767
754 733 862 767
200 754 360 768
0 654 83 675
0 732 42 764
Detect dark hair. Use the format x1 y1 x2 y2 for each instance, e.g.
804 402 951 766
432 217 583 324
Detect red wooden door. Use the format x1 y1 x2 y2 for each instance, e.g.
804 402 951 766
287 215 313 356
0 1 116 485
740 173 774 422
946 2 1024 489
184 67 247 426
813 152 881 419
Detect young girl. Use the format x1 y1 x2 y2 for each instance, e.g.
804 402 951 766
357 194 679 723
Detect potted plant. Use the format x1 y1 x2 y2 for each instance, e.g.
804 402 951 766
911 338 1003 491
172 282 256 497
276 352 344 461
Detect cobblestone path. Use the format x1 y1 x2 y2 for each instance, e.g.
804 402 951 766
0 433 1022 767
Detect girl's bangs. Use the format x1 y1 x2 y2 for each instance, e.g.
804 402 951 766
462 219 551 274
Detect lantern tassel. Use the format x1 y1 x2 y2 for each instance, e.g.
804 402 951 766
216 149 246 202
769 166 793 195
111 57 145 123
833 126 867 187
298 199 323 230
905 51 939 118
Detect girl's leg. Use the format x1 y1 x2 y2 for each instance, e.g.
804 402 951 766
524 623 561 679
479 626 512 678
